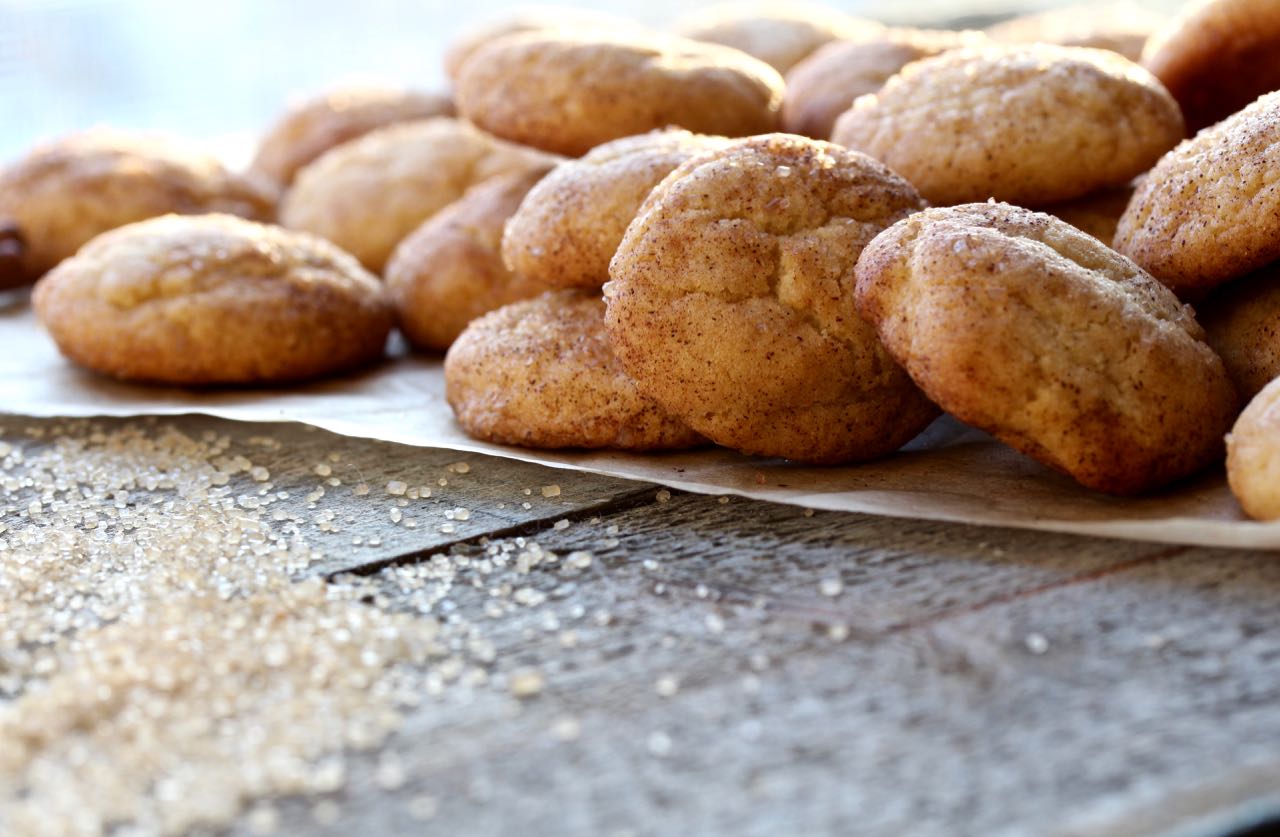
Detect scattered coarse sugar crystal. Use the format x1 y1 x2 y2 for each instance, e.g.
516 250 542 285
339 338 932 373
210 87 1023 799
647 731 673 757
819 577 844 598
250 466 270 482
1025 632 1050 654
552 519 570 531
551 716 582 741
541 484 561 498
448 461 471 474
828 622 851 642
374 753 407 791
453 508 471 521
385 480 408 496
802 508 815 518
655 489 672 503
314 463 332 477
508 668 546 698
352 483 370 496
655 674 680 698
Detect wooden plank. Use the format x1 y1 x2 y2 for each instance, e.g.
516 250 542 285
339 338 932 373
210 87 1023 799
6 414 1278 837
0 414 657 578
226 487 1280 837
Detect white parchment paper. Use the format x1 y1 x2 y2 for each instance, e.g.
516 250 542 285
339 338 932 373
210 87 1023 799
4 298 1276 549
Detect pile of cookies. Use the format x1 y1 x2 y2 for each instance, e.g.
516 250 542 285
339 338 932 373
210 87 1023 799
4 0 1280 517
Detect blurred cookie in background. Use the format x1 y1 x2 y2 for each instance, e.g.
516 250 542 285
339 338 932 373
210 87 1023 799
986 2 1166 61
250 87 454 187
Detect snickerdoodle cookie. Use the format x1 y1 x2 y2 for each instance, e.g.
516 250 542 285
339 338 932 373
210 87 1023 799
1200 266 1280 400
501 129 732 290
1142 0 1280 132
986 2 1165 61
0 131 277 281
782 28 985 139
33 214 392 385
674 2 884 73
1114 92 1280 297
831 44 1184 206
442 6 637 80
605 134 938 464
387 166 555 353
855 202 1237 495
1227 376 1280 520
250 87 454 186
445 291 704 451
280 118 559 273
453 30 783 156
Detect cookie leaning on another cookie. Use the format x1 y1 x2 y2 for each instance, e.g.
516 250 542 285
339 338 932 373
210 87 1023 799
502 129 732 290
1142 0 1280 133
445 291 704 451
387 165 556 353
831 44 1183 207
0 131 277 283
249 87 455 187
280 118 560 274
1227 376 1280 520
33 214 392 385
855 202 1238 495
606 133 938 465
1115 91 1280 298
454 29 784 157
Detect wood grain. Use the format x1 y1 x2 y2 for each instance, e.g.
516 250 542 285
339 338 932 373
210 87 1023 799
3 414 1277 837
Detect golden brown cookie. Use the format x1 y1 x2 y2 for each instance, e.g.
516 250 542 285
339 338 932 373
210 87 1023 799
830 44 1184 207
782 28 985 140
0 220 26 290
1142 0 1280 132
1042 184 1135 246
280 118 559 274
33 214 392 385
501 129 732 290
1226 376 1280 520
605 134 938 464
249 87 454 187
386 166 554 353
0 131 277 281
442 6 638 80
453 30 783 157
986 2 1165 62
1200 265 1280 400
1114 92 1280 297
445 291 704 451
855 202 1237 495
674 1 884 74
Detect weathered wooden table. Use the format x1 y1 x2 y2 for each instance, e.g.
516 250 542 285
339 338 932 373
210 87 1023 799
4 412 1277 836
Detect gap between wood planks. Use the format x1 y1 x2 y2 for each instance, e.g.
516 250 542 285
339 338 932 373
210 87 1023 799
327 484 1195 642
